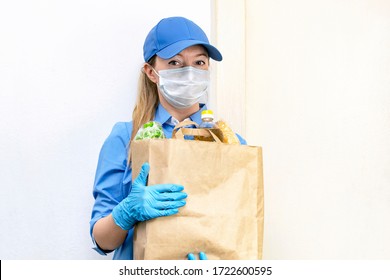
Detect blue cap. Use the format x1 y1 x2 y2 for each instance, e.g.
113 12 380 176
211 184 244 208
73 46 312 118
143 17 222 62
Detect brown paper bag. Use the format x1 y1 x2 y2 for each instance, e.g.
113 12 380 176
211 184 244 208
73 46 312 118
131 124 264 260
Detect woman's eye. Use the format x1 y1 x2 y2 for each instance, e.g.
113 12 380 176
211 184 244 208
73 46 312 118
168 60 180 66
195 60 206 66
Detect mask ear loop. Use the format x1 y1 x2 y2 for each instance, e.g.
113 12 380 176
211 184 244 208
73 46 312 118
151 67 160 78
142 63 160 77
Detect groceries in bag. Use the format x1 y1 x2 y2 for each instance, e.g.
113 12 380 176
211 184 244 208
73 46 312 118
134 121 165 140
195 110 240 144
194 110 221 142
199 110 216 128
215 120 240 144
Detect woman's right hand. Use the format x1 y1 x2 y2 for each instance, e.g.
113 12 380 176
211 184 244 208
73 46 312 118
111 162 187 230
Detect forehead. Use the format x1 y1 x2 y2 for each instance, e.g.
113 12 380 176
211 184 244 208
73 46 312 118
176 45 208 57
154 45 209 65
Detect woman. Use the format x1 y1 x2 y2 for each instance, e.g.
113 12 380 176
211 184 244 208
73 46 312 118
90 16 246 260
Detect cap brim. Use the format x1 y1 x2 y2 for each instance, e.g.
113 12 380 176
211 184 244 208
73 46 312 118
156 40 223 61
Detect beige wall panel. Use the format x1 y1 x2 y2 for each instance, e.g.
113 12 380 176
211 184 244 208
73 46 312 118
211 0 246 137
216 0 390 259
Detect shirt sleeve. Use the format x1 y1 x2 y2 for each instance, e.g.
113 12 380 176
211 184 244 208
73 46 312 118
89 122 132 255
236 133 247 145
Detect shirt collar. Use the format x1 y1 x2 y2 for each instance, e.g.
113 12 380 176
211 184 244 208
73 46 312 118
190 103 206 124
154 103 172 125
154 103 207 126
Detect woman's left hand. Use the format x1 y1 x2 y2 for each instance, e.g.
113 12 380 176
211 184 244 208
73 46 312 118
187 252 207 260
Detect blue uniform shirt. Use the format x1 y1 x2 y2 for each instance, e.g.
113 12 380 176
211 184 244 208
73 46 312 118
90 104 246 259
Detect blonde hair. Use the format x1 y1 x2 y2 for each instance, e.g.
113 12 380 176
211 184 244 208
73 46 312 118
128 56 159 163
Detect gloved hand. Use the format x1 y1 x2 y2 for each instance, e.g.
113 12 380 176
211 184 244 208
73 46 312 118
187 252 207 260
112 162 187 230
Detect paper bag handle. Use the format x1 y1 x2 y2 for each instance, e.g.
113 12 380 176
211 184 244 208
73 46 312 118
173 119 199 130
172 120 222 143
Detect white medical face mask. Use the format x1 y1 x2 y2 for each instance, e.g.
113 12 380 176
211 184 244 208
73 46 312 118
154 66 210 109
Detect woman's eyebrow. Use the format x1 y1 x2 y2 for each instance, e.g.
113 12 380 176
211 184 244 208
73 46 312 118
196 53 209 58
172 53 209 59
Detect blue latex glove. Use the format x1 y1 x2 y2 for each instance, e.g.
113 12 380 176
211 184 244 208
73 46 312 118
112 162 187 230
187 252 207 260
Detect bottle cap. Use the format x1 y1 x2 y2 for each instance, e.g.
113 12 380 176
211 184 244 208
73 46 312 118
201 110 214 119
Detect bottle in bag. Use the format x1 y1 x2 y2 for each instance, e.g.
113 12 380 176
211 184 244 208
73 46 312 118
195 110 221 142
199 110 216 128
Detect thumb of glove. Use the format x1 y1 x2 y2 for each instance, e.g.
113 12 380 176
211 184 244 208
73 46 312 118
134 162 150 186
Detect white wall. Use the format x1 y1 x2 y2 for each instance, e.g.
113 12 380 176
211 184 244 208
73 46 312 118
0 0 211 259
